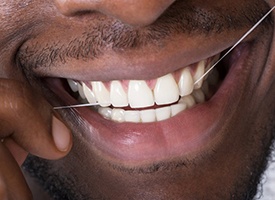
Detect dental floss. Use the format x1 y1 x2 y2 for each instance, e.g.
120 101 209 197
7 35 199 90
53 103 100 109
194 6 275 85
54 6 274 110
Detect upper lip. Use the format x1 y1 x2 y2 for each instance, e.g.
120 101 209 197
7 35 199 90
21 29 254 82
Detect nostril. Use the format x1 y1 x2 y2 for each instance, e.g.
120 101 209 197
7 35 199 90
54 0 100 16
55 0 176 27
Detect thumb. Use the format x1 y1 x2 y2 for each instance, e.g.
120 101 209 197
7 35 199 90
0 79 72 160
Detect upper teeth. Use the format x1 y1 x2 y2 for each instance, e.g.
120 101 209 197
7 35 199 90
67 55 220 122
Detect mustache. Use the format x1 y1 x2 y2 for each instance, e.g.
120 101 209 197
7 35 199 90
17 0 272 70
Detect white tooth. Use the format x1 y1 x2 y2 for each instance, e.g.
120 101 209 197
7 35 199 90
178 68 194 97
111 109 125 122
179 95 196 108
110 81 128 107
92 81 111 107
140 109 156 123
155 107 171 121
78 84 86 99
128 80 154 108
171 103 187 117
125 111 140 123
154 74 179 105
192 89 205 103
82 83 97 104
67 79 79 92
98 107 112 119
193 60 205 89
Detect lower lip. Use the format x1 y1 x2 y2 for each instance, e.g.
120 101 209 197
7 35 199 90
49 43 251 165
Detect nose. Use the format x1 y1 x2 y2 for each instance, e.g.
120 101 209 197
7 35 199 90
55 0 176 27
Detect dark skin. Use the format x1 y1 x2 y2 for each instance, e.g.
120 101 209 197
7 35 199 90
0 0 275 199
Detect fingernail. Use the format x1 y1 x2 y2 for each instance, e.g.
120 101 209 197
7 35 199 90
52 116 71 152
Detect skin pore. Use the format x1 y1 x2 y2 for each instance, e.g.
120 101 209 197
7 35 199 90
0 0 274 199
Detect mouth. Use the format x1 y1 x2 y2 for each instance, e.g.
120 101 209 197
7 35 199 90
43 40 252 165
66 54 221 123
49 41 250 165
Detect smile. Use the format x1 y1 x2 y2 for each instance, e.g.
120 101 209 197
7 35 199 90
66 54 220 123
43 37 254 165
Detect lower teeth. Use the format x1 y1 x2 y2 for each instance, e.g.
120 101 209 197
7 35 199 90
97 94 195 123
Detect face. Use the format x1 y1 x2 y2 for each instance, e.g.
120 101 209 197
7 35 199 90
1 0 275 199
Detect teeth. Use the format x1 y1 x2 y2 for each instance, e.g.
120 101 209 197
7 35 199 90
155 107 171 121
98 95 196 123
98 107 112 119
67 79 79 92
66 54 221 123
128 80 154 108
192 89 205 103
96 94 197 123
125 111 140 123
154 74 179 105
179 95 196 108
78 84 86 99
140 109 156 123
110 81 128 107
82 83 97 104
111 109 125 122
178 67 194 96
193 60 205 89
171 103 187 117
92 82 111 107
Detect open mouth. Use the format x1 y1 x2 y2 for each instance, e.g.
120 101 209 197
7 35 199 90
63 54 222 123
45 41 250 164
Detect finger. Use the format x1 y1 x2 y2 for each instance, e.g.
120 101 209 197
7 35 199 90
0 79 72 160
3 138 28 166
2 138 28 166
0 144 32 200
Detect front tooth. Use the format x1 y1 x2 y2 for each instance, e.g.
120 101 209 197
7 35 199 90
193 60 205 89
111 109 125 122
154 74 179 105
128 80 154 108
67 79 79 92
171 103 187 117
178 68 194 97
92 81 111 107
140 109 156 123
156 107 171 121
110 81 128 107
125 111 140 123
82 83 97 104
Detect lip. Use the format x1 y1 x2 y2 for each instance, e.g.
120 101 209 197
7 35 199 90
30 29 252 82
45 41 253 165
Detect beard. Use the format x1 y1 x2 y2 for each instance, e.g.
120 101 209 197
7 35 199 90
23 116 275 200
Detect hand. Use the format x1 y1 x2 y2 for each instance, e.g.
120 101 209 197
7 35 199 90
0 79 72 199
